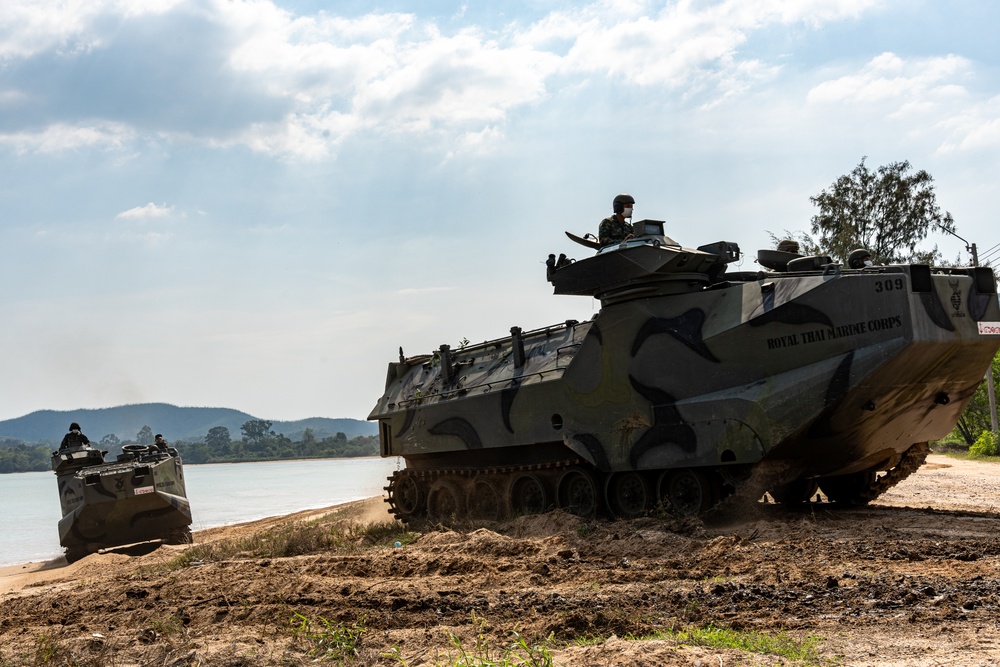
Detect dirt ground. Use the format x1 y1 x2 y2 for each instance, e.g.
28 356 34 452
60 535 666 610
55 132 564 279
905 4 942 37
3 454 1000 666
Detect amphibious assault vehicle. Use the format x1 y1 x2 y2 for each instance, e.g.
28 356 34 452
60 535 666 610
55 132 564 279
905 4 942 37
52 442 193 561
369 219 1000 521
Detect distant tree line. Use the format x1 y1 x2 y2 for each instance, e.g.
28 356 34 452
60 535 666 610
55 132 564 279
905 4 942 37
170 420 379 464
0 419 379 474
0 441 50 474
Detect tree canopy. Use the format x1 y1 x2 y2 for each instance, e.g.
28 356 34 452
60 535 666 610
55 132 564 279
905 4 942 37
136 425 154 445
205 426 231 448
0 430 379 472
809 157 955 265
241 419 274 444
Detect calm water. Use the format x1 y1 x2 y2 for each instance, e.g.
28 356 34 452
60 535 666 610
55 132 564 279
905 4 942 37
0 457 401 567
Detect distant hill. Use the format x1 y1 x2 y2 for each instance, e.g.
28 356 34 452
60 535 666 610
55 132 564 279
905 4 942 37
0 403 376 445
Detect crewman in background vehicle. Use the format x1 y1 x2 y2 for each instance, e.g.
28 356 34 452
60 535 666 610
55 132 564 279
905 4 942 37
60 423 90 450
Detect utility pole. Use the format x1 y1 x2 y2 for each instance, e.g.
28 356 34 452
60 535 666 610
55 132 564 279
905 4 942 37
992 359 1000 435
942 228 998 434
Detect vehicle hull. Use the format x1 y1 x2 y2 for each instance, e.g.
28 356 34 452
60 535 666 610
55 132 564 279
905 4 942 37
52 446 192 559
370 242 1000 519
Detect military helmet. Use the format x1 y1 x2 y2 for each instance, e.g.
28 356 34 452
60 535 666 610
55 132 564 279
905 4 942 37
776 239 800 254
613 193 635 214
848 248 872 269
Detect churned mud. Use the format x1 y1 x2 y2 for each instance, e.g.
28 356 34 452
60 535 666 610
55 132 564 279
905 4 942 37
2 454 1000 666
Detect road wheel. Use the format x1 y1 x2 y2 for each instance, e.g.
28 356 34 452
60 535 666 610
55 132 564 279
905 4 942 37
557 469 599 517
658 469 718 516
427 480 464 523
607 472 650 518
389 473 423 520
467 478 503 521
510 474 547 516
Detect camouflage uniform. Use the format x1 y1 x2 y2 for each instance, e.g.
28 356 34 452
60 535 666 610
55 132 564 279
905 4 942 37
598 215 632 246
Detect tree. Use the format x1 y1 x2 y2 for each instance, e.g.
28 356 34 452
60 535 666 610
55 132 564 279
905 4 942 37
205 426 231 449
240 419 274 445
809 157 955 265
99 433 123 457
0 443 50 473
136 425 154 446
954 351 1000 445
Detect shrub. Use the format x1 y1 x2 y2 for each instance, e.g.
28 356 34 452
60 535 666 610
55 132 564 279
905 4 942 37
969 430 999 459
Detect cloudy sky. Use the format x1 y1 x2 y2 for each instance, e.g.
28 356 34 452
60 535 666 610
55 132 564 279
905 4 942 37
2 0 999 426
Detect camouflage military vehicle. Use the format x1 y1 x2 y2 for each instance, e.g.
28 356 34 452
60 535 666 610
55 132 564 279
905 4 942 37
369 219 1000 521
52 442 193 561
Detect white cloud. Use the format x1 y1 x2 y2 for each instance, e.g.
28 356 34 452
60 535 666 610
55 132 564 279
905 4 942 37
0 0 103 60
115 202 174 220
0 0 183 59
521 0 879 87
351 30 556 133
0 122 134 154
209 109 362 159
807 52 970 107
0 0 891 160
805 51 1000 154
226 14 556 153
937 94 1000 153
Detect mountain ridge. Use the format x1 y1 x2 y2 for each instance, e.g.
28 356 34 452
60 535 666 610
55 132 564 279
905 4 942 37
0 403 376 444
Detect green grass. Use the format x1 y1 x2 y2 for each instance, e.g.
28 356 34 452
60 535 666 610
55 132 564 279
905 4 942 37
149 613 186 639
423 621 825 666
289 613 367 662
963 452 1000 462
431 631 556 667
644 624 824 663
33 634 62 665
568 635 604 648
389 613 558 667
935 449 1000 463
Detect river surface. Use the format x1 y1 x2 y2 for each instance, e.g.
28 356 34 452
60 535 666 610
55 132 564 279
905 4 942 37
1 456 401 567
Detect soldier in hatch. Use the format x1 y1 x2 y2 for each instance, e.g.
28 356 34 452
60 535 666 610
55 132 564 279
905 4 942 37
60 422 90 450
848 249 874 269
598 194 635 247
